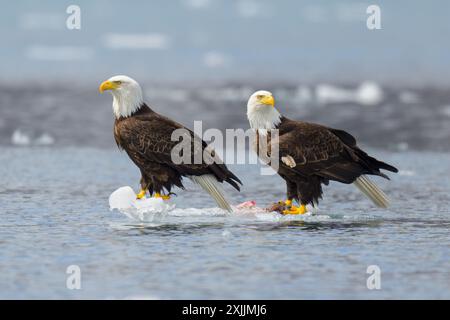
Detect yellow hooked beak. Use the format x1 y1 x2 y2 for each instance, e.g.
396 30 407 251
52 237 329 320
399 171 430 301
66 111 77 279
259 95 275 107
99 80 119 93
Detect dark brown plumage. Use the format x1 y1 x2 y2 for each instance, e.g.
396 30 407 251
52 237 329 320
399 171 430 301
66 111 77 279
257 116 398 206
114 103 241 196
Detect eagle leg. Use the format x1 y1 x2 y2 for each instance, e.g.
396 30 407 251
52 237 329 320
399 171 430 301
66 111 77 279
136 188 148 199
154 192 171 200
282 200 307 215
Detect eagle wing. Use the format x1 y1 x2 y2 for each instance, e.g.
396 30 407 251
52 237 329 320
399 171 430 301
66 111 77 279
272 122 371 183
116 113 241 190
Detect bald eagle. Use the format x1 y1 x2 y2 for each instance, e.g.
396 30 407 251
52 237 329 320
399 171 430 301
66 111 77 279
99 75 241 212
247 90 398 215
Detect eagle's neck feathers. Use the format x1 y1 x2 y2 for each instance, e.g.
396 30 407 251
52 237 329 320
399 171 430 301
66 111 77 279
247 106 282 134
111 87 144 119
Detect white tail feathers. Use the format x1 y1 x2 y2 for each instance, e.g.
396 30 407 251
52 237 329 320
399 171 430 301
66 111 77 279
190 175 233 213
353 175 390 208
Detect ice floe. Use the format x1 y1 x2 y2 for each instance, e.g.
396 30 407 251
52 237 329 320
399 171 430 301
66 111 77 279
316 82 383 106
35 133 55 145
11 130 31 146
109 186 175 222
11 129 55 146
110 187 324 223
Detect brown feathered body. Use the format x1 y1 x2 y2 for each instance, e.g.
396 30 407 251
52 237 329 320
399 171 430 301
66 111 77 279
255 117 398 206
114 104 241 195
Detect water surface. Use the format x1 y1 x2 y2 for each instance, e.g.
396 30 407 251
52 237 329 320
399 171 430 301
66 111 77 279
0 147 448 299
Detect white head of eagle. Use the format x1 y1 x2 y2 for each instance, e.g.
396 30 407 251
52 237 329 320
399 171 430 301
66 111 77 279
247 90 281 131
99 75 143 118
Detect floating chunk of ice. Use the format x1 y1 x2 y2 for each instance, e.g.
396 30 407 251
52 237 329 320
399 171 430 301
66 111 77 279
11 130 55 146
316 84 353 105
11 130 31 146
315 82 383 106
109 186 136 210
109 186 175 222
356 82 383 106
35 133 55 145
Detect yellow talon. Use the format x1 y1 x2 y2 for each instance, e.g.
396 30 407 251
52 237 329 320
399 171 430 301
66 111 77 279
277 199 292 205
154 192 170 200
282 204 307 215
136 189 147 199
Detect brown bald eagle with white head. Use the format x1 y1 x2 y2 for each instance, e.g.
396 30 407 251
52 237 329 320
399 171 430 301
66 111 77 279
99 75 241 212
247 90 398 215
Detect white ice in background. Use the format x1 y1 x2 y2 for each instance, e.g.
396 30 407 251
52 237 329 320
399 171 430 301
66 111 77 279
315 82 383 106
11 130 31 146
11 130 55 146
316 84 352 105
35 133 55 145
109 186 175 222
356 82 384 106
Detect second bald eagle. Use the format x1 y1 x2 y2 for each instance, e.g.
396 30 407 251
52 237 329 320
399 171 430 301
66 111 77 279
247 90 398 214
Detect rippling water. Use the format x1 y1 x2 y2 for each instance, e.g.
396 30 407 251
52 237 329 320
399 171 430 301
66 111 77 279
0 147 449 299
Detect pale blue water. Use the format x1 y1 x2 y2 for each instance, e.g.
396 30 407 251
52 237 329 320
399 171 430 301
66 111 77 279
0 147 449 299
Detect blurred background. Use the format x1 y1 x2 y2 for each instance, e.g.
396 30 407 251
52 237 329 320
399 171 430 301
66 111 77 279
0 0 449 150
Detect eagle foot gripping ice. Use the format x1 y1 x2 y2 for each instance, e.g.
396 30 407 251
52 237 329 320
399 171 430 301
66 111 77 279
136 189 172 200
266 199 308 215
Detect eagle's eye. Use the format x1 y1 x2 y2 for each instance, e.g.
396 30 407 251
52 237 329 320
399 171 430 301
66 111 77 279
256 95 264 99
114 80 122 85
